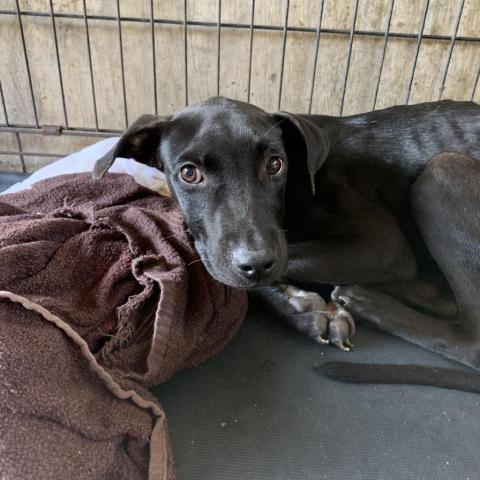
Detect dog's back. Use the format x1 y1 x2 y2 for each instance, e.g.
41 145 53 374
306 100 480 175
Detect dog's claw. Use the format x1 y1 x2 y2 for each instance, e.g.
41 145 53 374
281 285 356 351
332 338 354 351
334 343 350 352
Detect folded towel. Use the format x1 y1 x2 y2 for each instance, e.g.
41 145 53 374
0 173 247 479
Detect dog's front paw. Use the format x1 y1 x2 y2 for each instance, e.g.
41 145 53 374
281 285 355 351
324 301 356 351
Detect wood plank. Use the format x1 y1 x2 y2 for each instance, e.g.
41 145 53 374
340 0 393 114
343 36 386 115
458 0 480 37
322 0 356 30
249 29 284 111
281 31 317 112
55 16 96 128
424 0 459 36
19 133 106 172
186 25 218 105
219 28 251 102
0 15 35 124
187 0 217 22
222 0 252 24
390 0 428 34
155 24 187 113
122 20 156 122
374 37 418 109
18 13 65 124
356 0 392 31
154 0 184 21
88 18 126 129
408 39 450 104
310 33 350 115
254 0 287 27
288 0 321 29
441 41 480 101
0 133 22 172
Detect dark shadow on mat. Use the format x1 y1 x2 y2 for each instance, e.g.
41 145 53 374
152 305 480 480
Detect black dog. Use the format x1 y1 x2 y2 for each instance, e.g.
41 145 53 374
93 97 480 389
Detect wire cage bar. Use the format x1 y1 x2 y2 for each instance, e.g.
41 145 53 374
49 0 68 128
82 0 99 130
339 0 360 116
308 0 325 115
372 0 395 111
0 1 479 170
405 0 430 105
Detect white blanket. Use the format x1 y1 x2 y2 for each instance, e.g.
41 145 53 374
2 137 170 196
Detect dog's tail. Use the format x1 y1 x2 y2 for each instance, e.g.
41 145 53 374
315 362 480 394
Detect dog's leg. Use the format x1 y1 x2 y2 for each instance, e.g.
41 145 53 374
410 153 480 334
377 278 458 318
285 205 418 286
335 153 480 368
332 285 480 366
251 285 355 351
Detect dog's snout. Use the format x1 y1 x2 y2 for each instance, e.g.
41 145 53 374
233 248 276 282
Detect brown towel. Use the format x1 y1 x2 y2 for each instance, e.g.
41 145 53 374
0 173 248 479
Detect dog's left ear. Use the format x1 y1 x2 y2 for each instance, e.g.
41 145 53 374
92 114 171 180
273 112 330 195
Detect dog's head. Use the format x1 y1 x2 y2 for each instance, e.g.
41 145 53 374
93 97 329 288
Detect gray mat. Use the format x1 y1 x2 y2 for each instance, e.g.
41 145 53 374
152 307 480 480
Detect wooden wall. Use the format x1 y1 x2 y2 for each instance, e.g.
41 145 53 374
1 0 479 172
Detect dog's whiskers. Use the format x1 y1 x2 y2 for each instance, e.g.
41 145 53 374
265 141 284 147
163 230 189 241
258 119 287 142
187 259 202 267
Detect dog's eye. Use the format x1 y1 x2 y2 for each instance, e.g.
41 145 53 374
180 164 203 184
266 156 283 176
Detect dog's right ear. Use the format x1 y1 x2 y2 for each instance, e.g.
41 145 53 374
92 114 170 180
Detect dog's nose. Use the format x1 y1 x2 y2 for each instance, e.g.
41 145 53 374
233 248 276 282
